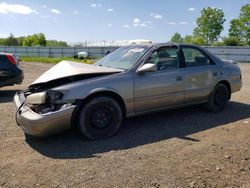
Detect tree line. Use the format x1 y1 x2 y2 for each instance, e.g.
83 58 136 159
170 4 249 46
0 33 68 47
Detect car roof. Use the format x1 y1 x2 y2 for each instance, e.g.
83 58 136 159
126 43 201 48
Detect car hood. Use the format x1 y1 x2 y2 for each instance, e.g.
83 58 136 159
30 60 123 87
29 61 123 89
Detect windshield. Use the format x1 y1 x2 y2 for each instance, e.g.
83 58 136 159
94 46 150 70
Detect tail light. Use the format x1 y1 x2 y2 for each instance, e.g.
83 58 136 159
6 54 17 65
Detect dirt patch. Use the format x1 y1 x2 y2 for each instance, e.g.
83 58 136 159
0 62 250 188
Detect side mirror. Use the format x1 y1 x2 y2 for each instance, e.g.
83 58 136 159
137 63 157 73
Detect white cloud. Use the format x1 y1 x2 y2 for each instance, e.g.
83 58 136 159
0 2 37 15
51 9 61 14
123 24 130 28
150 13 162 19
73 11 78 15
91 3 101 8
188 7 195 11
42 5 47 9
108 8 114 12
132 18 151 28
139 23 147 27
133 18 140 24
108 23 112 26
179 21 189 25
168 22 177 25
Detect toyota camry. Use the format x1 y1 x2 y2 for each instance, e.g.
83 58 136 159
14 43 242 139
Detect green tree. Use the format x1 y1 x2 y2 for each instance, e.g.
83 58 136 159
23 35 39 46
183 35 206 45
5 33 19 46
240 4 250 45
192 36 206 45
17 36 25 46
229 19 243 39
211 41 225 46
193 7 225 44
46 40 68 47
0 38 7 46
222 36 240 46
22 33 46 46
229 4 250 45
170 32 183 43
36 33 46 46
183 35 193 44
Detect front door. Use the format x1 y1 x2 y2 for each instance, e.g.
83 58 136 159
134 46 185 113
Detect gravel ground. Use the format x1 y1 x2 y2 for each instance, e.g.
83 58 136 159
0 62 250 188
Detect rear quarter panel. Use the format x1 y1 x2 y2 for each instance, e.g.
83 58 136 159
220 62 242 93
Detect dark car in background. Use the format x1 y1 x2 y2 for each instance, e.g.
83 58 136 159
0 53 23 87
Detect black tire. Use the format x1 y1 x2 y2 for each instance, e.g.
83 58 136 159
205 83 229 112
78 97 122 139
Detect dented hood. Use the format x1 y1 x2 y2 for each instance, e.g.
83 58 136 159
31 60 123 85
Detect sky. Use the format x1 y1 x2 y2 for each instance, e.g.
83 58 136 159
0 0 249 43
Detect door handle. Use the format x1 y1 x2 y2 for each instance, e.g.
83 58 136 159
176 76 183 81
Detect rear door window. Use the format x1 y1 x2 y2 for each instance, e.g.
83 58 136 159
182 47 213 67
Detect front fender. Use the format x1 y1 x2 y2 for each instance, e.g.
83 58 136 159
89 87 121 96
50 72 134 116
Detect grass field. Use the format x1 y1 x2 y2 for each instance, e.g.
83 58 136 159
21 56 97 64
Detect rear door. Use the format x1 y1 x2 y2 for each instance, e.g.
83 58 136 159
134 46 185 113
181 46 219 103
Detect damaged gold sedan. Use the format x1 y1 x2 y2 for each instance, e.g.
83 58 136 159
14 44 242 139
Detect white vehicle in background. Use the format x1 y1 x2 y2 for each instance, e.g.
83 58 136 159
128 39 152 45
74 51 88 59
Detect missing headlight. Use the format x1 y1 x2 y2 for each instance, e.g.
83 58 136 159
46 90 64 104
26 90 74 114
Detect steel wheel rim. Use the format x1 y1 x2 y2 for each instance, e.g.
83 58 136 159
90 105 113 129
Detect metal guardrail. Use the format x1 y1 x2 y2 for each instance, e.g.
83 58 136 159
0 46 249 61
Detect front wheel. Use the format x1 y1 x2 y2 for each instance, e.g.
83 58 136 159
78 97 122 139
205 83 229 112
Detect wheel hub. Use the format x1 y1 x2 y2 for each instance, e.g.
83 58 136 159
214 90 227 106
90 106 112 128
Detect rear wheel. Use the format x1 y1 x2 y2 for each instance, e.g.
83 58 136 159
205 83 229 112
78 97 122 139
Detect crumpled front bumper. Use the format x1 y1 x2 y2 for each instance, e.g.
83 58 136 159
14 91 76 137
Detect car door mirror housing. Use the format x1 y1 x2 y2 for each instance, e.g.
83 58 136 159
137 63 157 73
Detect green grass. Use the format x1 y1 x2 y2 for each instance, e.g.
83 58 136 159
21 56 97 64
